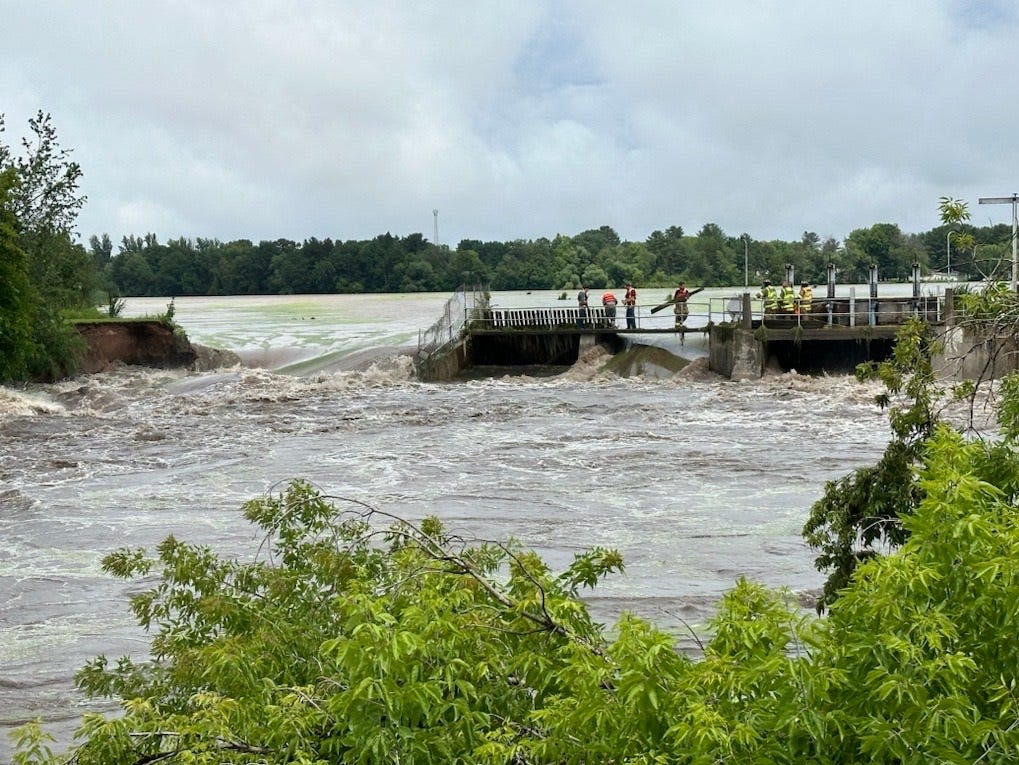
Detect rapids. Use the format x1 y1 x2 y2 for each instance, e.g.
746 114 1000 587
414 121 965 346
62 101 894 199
0 291 896 760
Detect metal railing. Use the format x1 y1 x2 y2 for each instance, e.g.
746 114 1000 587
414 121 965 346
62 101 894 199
417 284 490 356
420 291 948 350
463 301 716 331
709 292 945 328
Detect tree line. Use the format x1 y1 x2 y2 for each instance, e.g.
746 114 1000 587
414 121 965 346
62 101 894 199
94 218 1013 299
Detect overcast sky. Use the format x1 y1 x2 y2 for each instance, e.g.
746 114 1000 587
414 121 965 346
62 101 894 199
2 1 1017 249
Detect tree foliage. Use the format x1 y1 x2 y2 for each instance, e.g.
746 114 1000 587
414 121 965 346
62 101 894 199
90 216 1016 299
802 197 1019 610
0 168 37 380
802 318 936 610
0 111 92 381
808 301 1019 608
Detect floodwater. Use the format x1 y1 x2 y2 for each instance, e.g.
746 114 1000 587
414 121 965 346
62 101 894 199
0 289 901 760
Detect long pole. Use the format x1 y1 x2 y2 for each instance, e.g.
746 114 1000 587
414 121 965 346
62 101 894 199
946 231 952 275
1006 195 1014 291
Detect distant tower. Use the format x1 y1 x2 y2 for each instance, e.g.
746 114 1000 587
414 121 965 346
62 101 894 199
433 209 439 246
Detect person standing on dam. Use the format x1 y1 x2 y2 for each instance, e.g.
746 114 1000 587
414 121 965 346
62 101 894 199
757 280 779 313
673 282 690 327
624 283 637 329
576 286 589 328
602 290 618 325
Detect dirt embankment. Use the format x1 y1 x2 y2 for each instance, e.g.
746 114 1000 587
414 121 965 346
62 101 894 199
74 321 198 374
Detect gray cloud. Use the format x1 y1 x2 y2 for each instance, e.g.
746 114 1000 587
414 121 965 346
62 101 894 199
2 0 1017 247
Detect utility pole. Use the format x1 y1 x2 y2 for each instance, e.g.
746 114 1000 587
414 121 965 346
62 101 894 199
433 209 439 247
978 194 1019 291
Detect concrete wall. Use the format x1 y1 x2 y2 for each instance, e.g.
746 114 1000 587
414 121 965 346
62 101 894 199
709 326 763 379
933 325 1019 381
414 337 469 381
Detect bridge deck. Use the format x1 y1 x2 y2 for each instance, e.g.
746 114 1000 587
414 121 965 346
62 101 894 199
467 300 931 339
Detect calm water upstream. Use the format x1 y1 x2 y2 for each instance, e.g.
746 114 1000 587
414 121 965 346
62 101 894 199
0 288 908 759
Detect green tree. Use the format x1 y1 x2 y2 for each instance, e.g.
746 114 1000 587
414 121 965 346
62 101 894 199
842 223 922 282
445 247 490 289
804 197 1019 610
686 223 730 285
2 111 85 233
3 112 94 308
802 318 935 610
645 225 685 280
212 239 271 295
0 111 92 379
88 233 113 271
48 481 626 764
106 251 155 296
806 417 1019 761
0 168 37 381
571 225 620 260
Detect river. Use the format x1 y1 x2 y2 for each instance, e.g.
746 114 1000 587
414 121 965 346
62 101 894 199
0 287 908 760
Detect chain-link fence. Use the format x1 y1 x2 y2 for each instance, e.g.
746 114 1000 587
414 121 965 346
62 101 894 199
416 284 489 358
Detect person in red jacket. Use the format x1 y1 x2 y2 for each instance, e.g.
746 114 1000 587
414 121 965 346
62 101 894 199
673 282 690 327
623 284 637 329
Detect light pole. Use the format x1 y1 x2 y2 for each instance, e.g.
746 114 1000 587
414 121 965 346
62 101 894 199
978 194 1019 291
946 230 953 276
742 234 749 291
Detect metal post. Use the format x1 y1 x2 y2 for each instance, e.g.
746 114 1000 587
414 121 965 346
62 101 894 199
742 235 749 291
946 231 952 276
869 264 878 326
911 262 921 316
826 262 836 326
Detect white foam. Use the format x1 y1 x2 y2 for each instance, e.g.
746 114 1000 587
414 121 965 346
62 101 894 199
0 388 65 417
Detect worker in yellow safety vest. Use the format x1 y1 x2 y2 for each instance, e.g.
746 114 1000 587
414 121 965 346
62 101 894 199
797 281 813 314
780 280 796 312
756 280 779 312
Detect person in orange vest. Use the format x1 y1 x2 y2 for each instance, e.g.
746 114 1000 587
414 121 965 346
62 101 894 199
797 281 813 314
623 283 637 329
673 282 690 327
602 290 618 324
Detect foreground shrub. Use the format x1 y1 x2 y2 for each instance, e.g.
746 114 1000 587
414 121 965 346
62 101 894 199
17 431 1019 763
